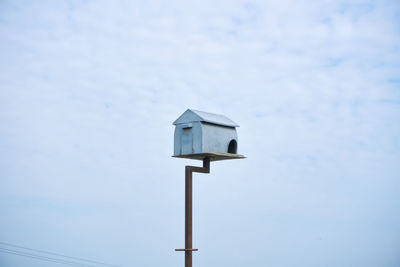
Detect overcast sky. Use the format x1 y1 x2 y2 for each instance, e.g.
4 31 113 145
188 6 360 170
1 0 400 266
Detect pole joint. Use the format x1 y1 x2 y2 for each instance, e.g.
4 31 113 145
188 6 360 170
185 157 210 174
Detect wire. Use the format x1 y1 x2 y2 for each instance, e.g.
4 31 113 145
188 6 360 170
0 241 119 267
0 247 96 267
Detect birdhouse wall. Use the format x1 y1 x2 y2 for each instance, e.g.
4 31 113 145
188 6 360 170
174 121 238 156
201 123 238 154
174 121 203 155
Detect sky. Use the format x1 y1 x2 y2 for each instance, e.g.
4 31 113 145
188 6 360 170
0 0 399 266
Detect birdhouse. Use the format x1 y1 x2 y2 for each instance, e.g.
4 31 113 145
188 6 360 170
173 109 245 161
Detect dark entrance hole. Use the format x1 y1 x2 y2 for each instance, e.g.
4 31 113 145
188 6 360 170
228 139 237 154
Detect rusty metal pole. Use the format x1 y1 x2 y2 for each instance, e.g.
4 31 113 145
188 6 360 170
185 165 193 267
176 157 210 267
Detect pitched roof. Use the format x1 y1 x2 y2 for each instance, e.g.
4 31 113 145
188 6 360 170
173 109 239 127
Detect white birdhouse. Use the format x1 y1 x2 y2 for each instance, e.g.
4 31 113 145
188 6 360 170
173 109 245 161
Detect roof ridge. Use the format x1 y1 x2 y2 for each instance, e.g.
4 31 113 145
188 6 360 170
173 109 239 127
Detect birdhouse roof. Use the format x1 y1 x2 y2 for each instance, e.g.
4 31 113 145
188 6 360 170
173 109 239 127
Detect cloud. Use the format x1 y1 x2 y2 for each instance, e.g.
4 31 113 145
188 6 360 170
0 0 399 266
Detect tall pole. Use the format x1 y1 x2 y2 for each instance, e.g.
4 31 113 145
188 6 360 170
185 164 193 267
176 157 210 267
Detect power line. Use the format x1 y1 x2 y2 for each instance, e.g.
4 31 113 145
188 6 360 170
0 247 96 267
0 241 119 267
